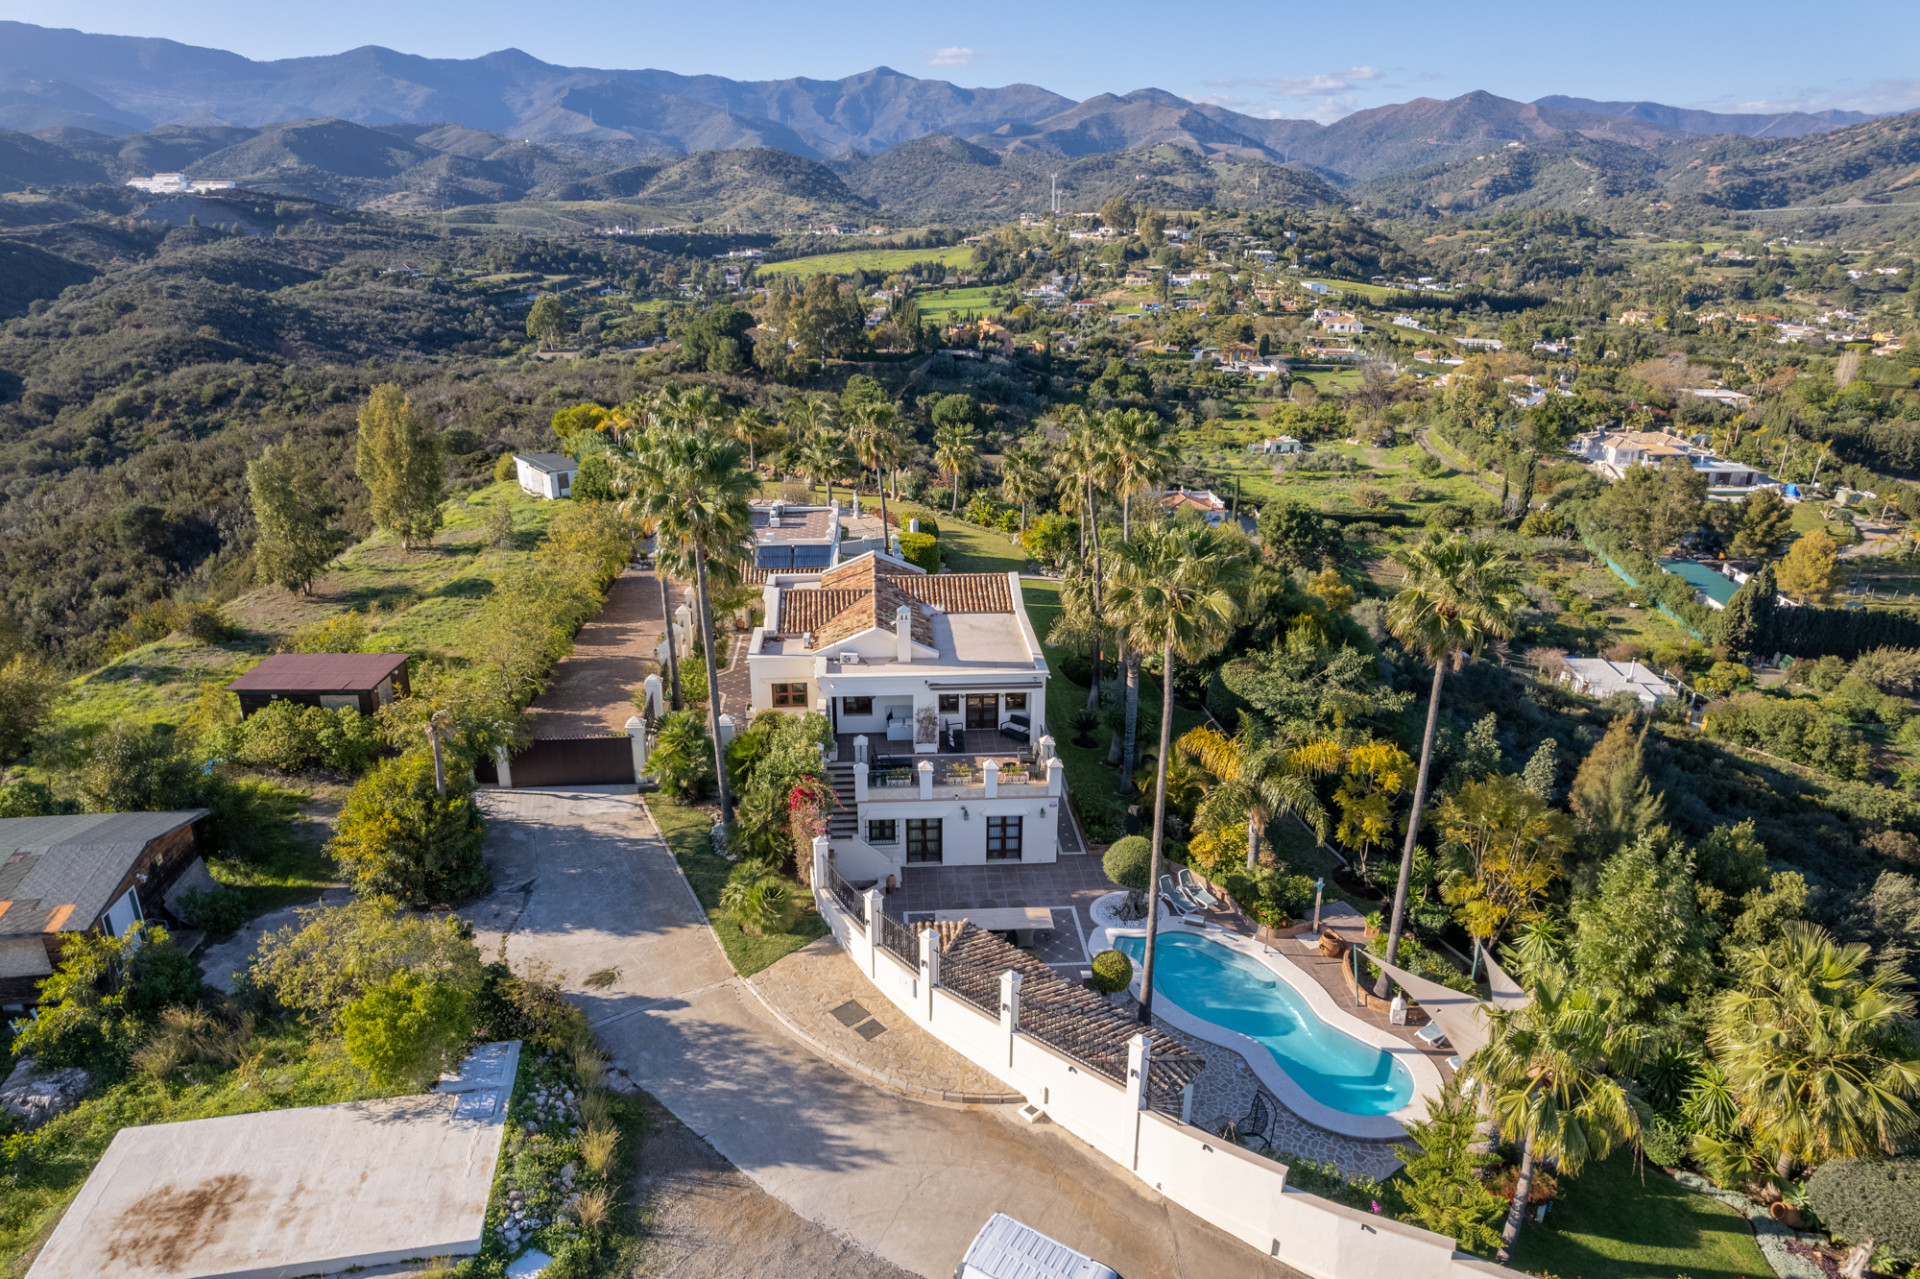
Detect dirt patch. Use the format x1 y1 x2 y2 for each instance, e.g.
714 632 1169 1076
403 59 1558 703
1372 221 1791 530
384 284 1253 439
628 1095 916 1279
524 569 666 736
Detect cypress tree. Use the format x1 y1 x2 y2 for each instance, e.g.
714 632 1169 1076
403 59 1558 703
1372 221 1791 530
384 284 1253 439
355 383 445 551
1719 561 1777 657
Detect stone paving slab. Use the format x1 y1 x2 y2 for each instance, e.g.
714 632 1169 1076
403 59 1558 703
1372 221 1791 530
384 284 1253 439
746 937 1022 1105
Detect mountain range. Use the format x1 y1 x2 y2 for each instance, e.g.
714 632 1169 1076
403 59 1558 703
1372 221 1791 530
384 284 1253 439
0 21 1891 179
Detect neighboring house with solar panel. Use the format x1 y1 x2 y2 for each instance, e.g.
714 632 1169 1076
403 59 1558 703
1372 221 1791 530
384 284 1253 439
746 550 1062 881
0 811 210 1008
750 500 843 571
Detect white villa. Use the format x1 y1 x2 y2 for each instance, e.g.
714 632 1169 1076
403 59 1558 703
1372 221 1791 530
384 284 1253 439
1158 487 1230 525
747 552 1063 883
1560 657 1676 705
1569 429 1770 489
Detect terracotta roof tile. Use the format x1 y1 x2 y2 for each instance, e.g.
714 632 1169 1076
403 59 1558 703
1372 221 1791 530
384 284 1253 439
774 589 865 637
935 922 1202 1107
772 555 1012 653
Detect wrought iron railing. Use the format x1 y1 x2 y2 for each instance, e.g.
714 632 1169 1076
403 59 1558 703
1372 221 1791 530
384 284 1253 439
826 865 864 927
871 768 916 788
932 952 1001 1017
877 913 918 966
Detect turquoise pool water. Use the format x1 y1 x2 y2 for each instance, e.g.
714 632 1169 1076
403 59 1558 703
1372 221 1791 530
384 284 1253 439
1116 933 1414 1116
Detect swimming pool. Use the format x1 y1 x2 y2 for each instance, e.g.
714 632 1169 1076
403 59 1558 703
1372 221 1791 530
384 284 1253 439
1116 932 1414 1117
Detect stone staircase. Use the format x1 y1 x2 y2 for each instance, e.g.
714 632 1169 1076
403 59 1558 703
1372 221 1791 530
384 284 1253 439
825 761 859 840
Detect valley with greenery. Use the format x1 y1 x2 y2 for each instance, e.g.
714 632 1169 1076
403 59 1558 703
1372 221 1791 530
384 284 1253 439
1 19 1919 1279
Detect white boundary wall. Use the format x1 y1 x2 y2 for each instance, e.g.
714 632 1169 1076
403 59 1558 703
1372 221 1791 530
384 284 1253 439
810 839 1515 1279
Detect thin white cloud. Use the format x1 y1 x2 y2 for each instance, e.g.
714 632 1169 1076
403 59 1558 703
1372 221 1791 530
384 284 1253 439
924 46 985 68
1198 66 1389 122
1688 78 1920 117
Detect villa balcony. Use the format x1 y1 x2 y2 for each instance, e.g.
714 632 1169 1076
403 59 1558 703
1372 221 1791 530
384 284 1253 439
852 754 1060 803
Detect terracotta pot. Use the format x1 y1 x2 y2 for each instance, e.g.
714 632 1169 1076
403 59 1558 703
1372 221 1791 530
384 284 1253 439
1769 1202 1804 1229
1318 931 1347 959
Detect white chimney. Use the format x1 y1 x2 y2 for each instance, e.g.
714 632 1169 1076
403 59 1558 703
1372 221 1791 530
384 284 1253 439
768 502 783 528
896 605 913 663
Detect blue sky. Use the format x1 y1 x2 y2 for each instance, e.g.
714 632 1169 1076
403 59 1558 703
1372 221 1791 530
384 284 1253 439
4 0 1919 121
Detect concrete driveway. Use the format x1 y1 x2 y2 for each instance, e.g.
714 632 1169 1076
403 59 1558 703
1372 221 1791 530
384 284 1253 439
470 788 1307 1279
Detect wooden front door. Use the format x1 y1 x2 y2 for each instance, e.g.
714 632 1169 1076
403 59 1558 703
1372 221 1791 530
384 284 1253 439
965 695 998 729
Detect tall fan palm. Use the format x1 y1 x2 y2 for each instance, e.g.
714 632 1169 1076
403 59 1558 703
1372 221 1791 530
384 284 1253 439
730 406 773 473
932 421 980 514
1103 408 1176 541
1105 523 1252 1026
1062 407 1115 711
999 443 1055 534
620 425 755 826
847 402 906 536
1475 960 1651 1260
800 429 853 507
1374 533 1524 999
1708 921 1920 1178
1177 721 1341 869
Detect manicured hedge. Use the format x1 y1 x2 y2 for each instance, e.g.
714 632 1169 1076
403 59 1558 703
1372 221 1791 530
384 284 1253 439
1806 1158 1920 1260
897 531 938 573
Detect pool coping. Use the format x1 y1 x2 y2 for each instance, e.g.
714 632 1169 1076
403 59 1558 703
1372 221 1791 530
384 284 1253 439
1092 918 1443 1141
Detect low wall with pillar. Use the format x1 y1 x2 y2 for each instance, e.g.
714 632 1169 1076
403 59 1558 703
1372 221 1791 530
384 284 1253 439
808 837 1516 1279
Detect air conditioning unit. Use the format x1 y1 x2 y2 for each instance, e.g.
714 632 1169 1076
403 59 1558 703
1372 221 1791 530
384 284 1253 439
840 652 860 665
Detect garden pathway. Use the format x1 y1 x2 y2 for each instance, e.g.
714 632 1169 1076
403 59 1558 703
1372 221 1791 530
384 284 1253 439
522 567 664 736
468 786 1311 1279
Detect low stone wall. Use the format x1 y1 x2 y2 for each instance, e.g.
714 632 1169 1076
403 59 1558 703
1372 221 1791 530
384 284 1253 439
810 838 1518 1279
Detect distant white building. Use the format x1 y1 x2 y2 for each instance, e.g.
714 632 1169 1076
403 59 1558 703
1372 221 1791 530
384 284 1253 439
125 173 235 194
1569 429 1770 489
1561 657 1676 705
1159 486 1230 526
512 453 577 500
1683 387 1754 408
1248 436 1304 455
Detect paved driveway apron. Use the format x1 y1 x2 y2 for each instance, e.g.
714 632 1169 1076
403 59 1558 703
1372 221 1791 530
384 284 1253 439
471 788 1306 1279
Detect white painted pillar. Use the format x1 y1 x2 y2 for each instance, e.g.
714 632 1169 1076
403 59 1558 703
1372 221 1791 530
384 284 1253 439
917 759 935 799
853 733 869 764
862 888 885 977
811 835 831 895
625 715 647 782
717 713 736 750
853 762 870 802
982 759 999 797
493 744 513 789
1045 757 1064 796
919 926 939 1020
1036 733 1056 762
1000 970 1022 1068
641 673 663 720
1126 1032 1152 1170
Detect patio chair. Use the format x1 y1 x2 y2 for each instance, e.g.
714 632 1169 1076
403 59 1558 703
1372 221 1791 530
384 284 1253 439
1415 1020 1448 1048
1160 874 1202 916
1178 868 1218 910
1446 1055 1464 1073
1235 1089 1276 1150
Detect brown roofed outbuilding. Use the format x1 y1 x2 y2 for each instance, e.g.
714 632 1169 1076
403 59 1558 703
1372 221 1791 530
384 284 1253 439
226 653 411 719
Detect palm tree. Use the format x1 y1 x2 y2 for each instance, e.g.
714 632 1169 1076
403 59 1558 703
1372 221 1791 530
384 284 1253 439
1177 721 1340 870
800 429 853 508
1105 523 1252 1026
1374 533 1524 999
999 443 1055 534
1103 408 1176 541
1475 960 1651 1261
620 424 755 827
932 421 980 514
1062 408 1115 712
731 406 773 473
847 402 906 537
1708 921 1920 1178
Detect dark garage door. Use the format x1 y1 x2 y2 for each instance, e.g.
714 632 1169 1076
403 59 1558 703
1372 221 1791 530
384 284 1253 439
478 735 633 788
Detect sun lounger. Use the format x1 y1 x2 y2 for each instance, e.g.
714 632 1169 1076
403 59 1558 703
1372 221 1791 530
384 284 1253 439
1416 1021 1448 1047
1178 868 1218 910
1160 874 1201 914
1446 1055 1464 1073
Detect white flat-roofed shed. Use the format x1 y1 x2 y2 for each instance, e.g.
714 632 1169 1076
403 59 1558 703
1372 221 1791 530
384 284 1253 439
27 1042 519 1279
1562 657 1677 705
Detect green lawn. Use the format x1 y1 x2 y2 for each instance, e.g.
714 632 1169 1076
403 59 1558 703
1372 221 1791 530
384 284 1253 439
647 797 828 976
755 246 975 278
914 285 1002 323
1508 1152 1772 1279
209 823 343 924
895 503 1028 574
1021 580 1207 846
